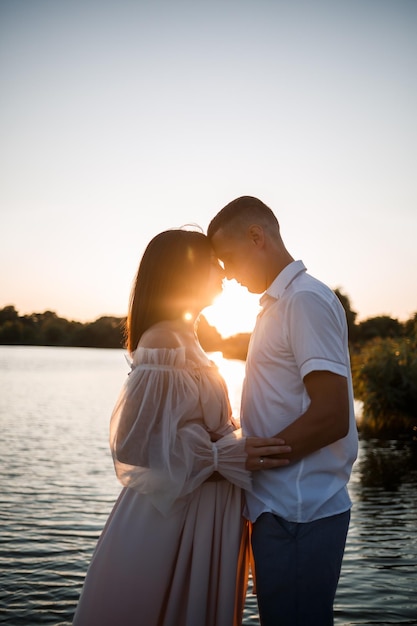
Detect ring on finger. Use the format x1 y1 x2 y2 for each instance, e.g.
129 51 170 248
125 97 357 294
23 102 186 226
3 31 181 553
259 457 264 465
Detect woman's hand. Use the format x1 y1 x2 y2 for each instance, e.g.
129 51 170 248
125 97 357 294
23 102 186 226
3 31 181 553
245 437 291 471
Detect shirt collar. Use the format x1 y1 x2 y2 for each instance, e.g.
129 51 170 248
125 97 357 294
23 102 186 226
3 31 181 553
259 260 307 307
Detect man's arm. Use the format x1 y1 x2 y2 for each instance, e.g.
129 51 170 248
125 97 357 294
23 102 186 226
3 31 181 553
273 370 350 464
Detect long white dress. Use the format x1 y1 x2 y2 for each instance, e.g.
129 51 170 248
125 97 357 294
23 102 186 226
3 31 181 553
72 347 252 626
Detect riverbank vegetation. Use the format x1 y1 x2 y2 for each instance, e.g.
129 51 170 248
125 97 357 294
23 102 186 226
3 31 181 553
1 296 416 438
351 335 417 437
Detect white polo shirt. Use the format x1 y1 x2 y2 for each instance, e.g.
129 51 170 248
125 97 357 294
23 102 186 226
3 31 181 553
241 260 358 523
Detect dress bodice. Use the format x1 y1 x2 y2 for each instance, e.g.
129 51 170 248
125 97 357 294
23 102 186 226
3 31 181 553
109 347 250 514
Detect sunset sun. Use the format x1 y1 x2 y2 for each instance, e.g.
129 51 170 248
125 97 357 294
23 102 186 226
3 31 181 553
203 279 261 339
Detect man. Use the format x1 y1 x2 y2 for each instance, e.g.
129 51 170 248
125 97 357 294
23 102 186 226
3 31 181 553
207 196 358 626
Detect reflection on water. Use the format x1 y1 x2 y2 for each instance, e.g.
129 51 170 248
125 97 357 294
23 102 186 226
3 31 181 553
338 438 417 625
0 347 416 625
358 438 417 491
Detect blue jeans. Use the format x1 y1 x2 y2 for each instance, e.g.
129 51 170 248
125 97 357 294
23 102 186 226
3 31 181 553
251 510 350 626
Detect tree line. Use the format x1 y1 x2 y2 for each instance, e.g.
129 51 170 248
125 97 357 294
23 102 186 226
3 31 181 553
1 293 416 437
0 306 125 349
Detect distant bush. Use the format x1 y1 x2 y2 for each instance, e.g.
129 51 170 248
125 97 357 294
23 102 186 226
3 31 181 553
0 306 125 349
0 306 224 352
355 315 403 343
351 337 417 436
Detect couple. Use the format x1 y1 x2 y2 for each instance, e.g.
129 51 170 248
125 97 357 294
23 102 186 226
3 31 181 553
73 196 358 626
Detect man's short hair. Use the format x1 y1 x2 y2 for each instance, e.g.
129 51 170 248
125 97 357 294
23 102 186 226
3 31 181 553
207 196 279 239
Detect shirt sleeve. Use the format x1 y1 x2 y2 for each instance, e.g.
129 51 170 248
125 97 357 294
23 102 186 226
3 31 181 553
287 290 349 380
109 348 251 515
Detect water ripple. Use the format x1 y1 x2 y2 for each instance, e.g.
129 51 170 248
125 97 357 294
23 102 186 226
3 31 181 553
1 347 416 625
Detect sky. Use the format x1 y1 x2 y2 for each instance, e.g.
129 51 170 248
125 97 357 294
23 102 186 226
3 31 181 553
1 0 416 338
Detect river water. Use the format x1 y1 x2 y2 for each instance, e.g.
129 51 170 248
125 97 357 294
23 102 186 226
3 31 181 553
0 346 416 625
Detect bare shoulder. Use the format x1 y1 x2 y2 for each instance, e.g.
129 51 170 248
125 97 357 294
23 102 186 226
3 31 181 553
139 324 183 350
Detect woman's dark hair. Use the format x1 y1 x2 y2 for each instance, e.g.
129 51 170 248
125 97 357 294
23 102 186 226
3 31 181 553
125 229 212 353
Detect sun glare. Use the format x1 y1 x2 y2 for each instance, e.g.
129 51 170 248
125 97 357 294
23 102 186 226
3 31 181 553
203 279 261 338
208 351 245 418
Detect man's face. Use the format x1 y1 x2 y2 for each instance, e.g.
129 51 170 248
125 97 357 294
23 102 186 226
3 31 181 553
211 227 264 294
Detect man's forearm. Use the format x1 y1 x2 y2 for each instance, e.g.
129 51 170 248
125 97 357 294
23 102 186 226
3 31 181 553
273 370 350 464
273 407 349 464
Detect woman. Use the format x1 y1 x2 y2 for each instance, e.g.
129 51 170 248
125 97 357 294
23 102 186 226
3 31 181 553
72 229 290 626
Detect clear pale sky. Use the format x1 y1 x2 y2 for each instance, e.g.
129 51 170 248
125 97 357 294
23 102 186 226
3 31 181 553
1 0 416 337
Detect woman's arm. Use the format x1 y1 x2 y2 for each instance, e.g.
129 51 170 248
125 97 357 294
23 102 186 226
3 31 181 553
208 429 291 470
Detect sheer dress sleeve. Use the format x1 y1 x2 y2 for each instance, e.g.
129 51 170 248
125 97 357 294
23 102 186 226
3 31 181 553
110 347 251 514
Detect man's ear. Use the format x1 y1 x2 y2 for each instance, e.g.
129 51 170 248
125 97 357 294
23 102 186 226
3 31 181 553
248 224 265 247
